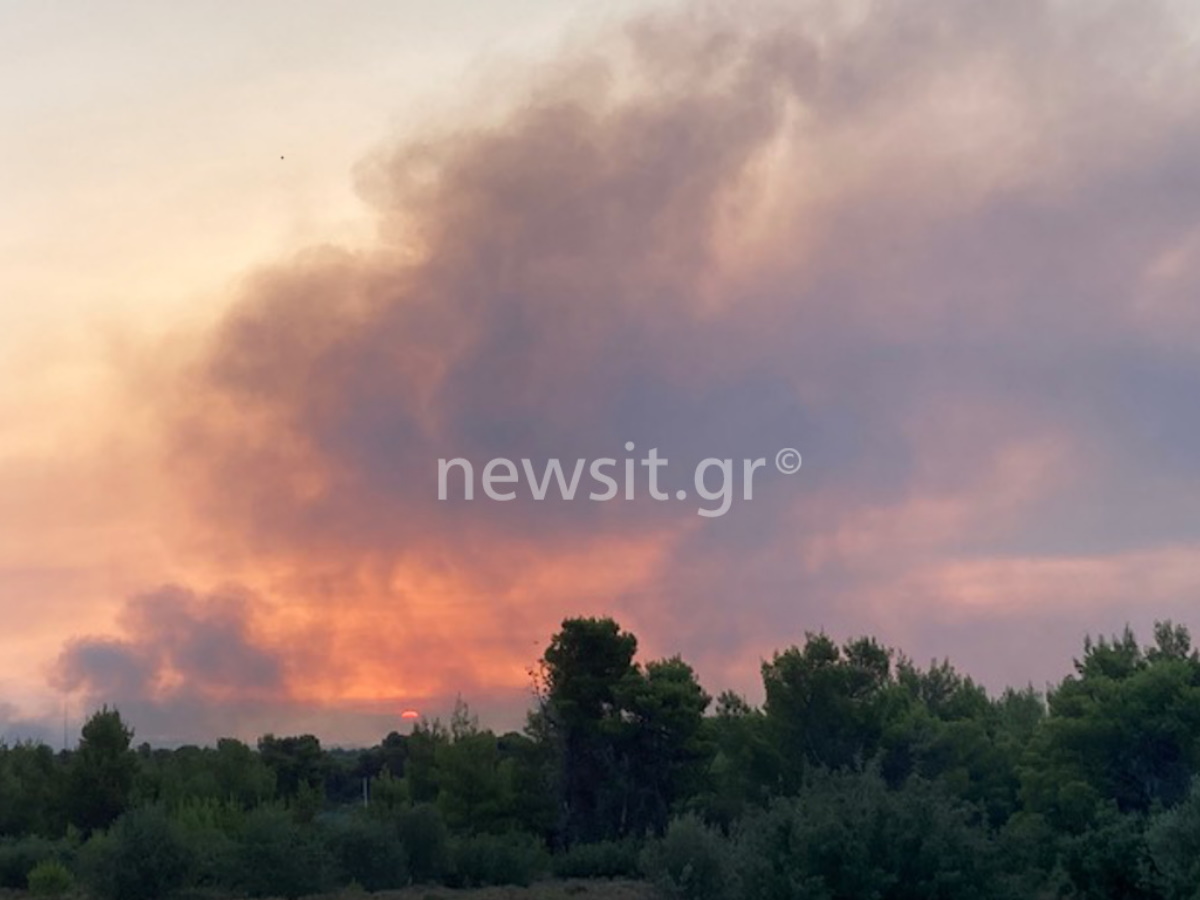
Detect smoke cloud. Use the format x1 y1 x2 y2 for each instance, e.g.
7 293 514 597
43 0 1200 742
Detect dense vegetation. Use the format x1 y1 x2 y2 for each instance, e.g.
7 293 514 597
4 617 1200 899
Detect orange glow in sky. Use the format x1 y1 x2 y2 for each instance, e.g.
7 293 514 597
6 0 1200 747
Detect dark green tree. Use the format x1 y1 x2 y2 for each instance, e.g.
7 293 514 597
0 742 63 836
762 633 893 787
696 691 780 827
1021 622 1200 826
256 734 328 800
403 719 447 805
1146 775 1200 899
79 805 192 900
231 806 330 898
67 706 136 833
620 656 712 834
734 767 1001 900
435 699 517 834
535 617 640 843
213 738 276 806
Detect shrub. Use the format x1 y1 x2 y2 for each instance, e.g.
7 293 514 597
27 859 73 896
1146 777 1200 900
1060 806 1150 900
552 839 643 879
446 832 547 888
325 813 409 891
395 803 449 883
642 815 733 900
79 806 192 900
231 806 331 899
996 812 1062 899
0 837 70 889
171 796 241 888
178 822 237 889
732 769 1000 900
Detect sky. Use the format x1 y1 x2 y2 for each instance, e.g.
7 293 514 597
3 0 1200 746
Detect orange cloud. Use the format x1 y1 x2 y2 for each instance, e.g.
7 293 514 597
8 0 1200 741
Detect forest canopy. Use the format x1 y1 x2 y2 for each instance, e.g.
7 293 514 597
3 617 1200 899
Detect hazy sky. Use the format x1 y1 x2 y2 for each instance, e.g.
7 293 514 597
4 0 1200 745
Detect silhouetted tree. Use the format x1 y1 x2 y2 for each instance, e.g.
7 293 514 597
67 706 136 833
256 733 327 800
535 617 640 843
762 633 892 787
1021 621 1200 824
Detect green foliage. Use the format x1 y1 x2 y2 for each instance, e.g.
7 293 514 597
762 634 892 788
80 806 192 900
436 699 518 833
880 660 1029 827
1022 622 1200 826
538 617 641 842
0 837 72 889
1059 804 1153 900
621 657 713 835
26 858 73 897
551 839 643 879
7 616 1200 898
170 797 240 888
733 768 999 900
641 814 732 900
541 617 641 727
995 811 1061 898
402 721 445 805
499 730 558 838
1146 776 1200 899
366 766 410 814
289 779 325 823
357 730 409 784
134 741 276 815
256 734 328 800
67 706 137 833
446 832 548 887
0 743 64 836
325 812 409 891
695 691 779 827
537 618 713 841
213 737 277 806
231 806 330 899
395 802 450 883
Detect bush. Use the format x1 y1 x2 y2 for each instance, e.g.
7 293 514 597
325 813 409 891
176 822 237 889
0 837 71 889
27 859 73 896
231 806 331 899
171 797 241 889
732 769 1000 900
642 815 733 900
395 804 449 883
552 839 643 879
80 806 192 900
1147 777 1200 900
447 832 547 888
1060 806 1150 900
996 812 1062 899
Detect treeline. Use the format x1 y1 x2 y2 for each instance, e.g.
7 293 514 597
4 618 1200 899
